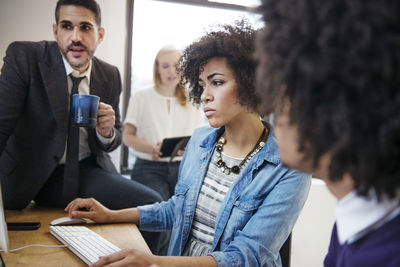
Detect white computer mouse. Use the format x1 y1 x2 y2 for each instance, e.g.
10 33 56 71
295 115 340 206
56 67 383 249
50 216 87 226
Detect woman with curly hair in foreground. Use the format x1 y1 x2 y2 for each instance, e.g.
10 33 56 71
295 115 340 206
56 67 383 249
64 20 311 267
256 0 400 266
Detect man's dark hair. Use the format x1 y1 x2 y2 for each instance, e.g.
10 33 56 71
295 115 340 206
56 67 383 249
179 19 259 111
256 0 400 199
55 0 101 26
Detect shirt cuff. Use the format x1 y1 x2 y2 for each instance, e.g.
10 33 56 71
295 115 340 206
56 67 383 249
137 203 166 231
96 128 115 145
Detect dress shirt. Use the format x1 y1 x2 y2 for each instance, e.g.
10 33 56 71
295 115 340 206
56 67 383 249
59 57 115 164
335 190 400 244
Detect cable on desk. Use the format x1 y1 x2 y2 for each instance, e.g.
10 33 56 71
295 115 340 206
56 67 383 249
0 244 67 252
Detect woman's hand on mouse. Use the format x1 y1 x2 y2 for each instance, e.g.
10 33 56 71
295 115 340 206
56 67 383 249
65 197 112 223
65 198 141 224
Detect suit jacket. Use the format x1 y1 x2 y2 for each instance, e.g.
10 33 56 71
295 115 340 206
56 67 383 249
0 41 123 209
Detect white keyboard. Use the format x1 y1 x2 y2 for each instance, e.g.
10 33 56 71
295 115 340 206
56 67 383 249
49 225 121 265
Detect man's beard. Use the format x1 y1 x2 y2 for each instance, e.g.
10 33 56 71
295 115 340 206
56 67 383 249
60 41 94 69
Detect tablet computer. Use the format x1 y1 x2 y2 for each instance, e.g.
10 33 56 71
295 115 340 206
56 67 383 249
160 136 190 158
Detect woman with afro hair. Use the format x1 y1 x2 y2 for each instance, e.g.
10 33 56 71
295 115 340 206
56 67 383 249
256 0 400 266
65 20 311 267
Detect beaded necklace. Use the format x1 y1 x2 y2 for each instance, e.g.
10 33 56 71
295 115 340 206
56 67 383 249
215 127 268 175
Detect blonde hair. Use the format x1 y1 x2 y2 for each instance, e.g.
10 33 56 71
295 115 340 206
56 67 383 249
153 45 188 107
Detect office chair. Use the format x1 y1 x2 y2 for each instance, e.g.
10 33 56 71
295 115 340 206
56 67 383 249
280 233 292 267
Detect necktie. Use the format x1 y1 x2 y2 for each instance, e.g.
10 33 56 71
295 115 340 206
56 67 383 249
63 75 84 204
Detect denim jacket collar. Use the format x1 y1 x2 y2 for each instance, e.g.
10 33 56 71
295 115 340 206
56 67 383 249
198 121 281 167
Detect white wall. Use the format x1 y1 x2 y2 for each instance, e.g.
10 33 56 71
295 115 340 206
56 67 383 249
291 179 337 267
0 0 54 63
0 0 128 168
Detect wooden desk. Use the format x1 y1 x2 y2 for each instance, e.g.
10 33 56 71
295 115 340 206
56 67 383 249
1 205 150 267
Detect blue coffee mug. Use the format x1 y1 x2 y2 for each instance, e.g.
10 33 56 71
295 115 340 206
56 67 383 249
71 94 100 128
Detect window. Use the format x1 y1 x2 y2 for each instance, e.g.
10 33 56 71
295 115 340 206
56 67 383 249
209 0 260 8
121 0 262 172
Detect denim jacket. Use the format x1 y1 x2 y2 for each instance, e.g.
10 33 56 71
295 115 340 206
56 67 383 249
138 123 311 267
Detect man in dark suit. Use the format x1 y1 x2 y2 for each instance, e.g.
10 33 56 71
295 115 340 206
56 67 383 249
0 0 162 213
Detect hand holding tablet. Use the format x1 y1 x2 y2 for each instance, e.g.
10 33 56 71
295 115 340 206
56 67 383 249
160 136 190 158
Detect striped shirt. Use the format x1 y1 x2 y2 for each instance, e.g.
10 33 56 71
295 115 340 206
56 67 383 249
183 148 243 256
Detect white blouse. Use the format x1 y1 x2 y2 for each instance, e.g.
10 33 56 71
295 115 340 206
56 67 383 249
124 87 205 161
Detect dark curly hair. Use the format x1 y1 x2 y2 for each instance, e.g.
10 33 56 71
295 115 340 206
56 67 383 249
179 19 259 111
256 0 400 199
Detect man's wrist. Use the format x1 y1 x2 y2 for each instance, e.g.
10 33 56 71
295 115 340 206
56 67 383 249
96 128 116 145
104 128 114 138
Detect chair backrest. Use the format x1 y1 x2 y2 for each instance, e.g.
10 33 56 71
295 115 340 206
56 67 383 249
280 233 292 267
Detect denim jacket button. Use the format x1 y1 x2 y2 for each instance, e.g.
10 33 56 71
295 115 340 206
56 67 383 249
244 204 248 209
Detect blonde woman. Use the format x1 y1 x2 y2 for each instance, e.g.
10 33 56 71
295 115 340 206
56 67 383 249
123 45 204 201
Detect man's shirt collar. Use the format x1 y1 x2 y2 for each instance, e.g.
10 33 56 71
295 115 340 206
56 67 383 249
62 57 92 83
335 189 400 244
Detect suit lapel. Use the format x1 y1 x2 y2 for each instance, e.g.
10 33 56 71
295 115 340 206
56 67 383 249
90 58 109 102
87 58 109 148
39 42 69 136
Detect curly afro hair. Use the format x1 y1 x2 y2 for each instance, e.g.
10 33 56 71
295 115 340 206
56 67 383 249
179 19 259 111
256 0 400 199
